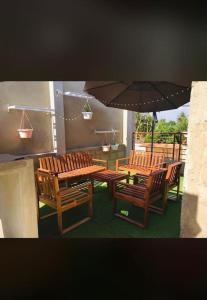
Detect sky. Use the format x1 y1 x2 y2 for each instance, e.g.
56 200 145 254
156 104 189 121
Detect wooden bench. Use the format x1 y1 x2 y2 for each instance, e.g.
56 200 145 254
38 152 108 182
116 151 165 180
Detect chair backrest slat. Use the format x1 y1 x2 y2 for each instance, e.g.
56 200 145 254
129 151 165 168
146 169 167 194
36 171 58 200
166 162 182 186
39 152 94 174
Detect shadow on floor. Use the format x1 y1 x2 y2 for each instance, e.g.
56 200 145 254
180 192 201 237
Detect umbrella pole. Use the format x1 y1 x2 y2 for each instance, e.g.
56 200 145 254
150 119 155 163
151 112 157 164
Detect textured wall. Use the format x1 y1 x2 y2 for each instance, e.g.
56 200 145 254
63 81 124 149
180 81 207 237
0 81 53 155
0 159 38 238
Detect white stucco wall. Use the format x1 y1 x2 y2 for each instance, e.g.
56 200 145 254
180 81 207 237
0 159 38 238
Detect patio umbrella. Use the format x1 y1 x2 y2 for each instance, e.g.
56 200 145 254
84 81 191 155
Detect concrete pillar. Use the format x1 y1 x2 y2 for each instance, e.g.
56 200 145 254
180 81 207 237
123 110 135 155
49 81 66 155
0 159 38 238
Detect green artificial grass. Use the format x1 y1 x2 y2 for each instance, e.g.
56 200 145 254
38 177 184 238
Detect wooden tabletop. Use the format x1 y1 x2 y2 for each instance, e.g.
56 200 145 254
91 169 128 181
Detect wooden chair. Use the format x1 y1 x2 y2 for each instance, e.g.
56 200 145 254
112 168 168 229
35 171 93 235
165 162 182 201
116 150 165 182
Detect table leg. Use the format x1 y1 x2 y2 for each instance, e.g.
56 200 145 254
127 171 130 183
91 178 95 193
108 181 112 195
133 175 138 184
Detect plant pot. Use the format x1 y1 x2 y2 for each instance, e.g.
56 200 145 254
102 145 111 152
111 144 119 151
82 112 93 120
17 128 33 138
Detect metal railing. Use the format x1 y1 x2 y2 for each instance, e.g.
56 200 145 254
132 131 188 162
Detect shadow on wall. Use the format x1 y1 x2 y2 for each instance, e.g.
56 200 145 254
180 192 201 238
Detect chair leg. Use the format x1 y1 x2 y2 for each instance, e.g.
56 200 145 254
57 208 63 235
162 185 168 211
91 178 95 193
88 197 93 217
143 207 149 228
112 197 117 214
133 175 138 185
176 179 180 201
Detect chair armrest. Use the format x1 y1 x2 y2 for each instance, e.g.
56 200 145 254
38 168 59 176
92 158 108 169
115 157 130 171
116 157 130 162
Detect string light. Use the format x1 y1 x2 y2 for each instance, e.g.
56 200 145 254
48 87 190 119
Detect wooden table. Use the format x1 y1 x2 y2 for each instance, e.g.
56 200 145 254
91 170 128 194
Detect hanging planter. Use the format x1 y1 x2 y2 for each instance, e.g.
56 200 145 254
111 144 119 151
17 110 33 139
82 111 93 120
102 145 111 152
111 129 119 150
82 100 93 120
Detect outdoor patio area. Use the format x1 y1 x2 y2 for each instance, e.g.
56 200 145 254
39 176 183 238
2 81 207 239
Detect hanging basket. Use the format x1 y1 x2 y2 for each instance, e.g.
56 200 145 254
82 99 93 119
82 111 93 120
17 128 33 138
17 110 34 139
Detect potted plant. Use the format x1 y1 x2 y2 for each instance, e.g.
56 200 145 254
17 111 33 139
82 102 93 120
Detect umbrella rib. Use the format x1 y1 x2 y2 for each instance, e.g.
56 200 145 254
106 83 132 106
85 81 120 91
148 82 177 109
164 81 191 89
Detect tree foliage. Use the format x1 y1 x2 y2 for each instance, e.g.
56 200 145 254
135 112 188 144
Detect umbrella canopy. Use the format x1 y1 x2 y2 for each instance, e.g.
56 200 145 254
84 81 191 157
84 81 191 113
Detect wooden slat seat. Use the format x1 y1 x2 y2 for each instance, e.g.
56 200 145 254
57 165 106 181
118 164 155 175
